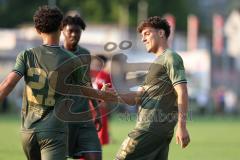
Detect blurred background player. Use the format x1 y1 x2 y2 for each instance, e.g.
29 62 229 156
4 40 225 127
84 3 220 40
62 15 102 160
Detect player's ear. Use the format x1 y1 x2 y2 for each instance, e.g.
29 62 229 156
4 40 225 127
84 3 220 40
158 29 165 38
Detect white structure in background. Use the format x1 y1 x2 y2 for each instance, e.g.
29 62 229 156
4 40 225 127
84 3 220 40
224 89 237 113
81 25 124 45
0 30 16 50
224 8 240 70
60 24 127 54
179 50 211 100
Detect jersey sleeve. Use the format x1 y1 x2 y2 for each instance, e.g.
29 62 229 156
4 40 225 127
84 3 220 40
165 53 187 86
12 50 27 77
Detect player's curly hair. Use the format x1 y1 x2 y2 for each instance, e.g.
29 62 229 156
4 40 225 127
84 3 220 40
62 16 86 30
33 5 63 33
137 16 170 39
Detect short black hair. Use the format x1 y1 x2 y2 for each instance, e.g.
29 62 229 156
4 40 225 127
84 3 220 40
33 5 63 33
62 15 86 30
97 55 108 63
137 16 170 39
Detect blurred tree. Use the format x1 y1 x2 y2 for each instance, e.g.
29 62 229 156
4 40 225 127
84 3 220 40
0 0 196 32
58 0 195 31
148 0 194 31
0 0 48 27
59 0 112 23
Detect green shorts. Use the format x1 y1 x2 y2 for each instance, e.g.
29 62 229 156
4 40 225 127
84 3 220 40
116 130 172 160
21 131 66 160
67 124 102 159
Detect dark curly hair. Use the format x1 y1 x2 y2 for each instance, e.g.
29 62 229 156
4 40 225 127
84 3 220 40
137 16 170 39
62 15 86 30
33 5 63 33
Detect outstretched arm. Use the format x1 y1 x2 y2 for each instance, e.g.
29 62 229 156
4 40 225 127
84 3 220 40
117 86 144 106
174 83 190 148
99 83 143 106
118 92 142 106
0 72 22 101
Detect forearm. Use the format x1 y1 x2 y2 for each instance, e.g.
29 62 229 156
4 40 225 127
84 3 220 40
87 80 101 112
177 98 188 128
80 85 142 106
173 82 190 148
0 79 11 101
174 83 188 128
80 86 119 102
0 72 21 101
84 74 104 108
119 91 141 106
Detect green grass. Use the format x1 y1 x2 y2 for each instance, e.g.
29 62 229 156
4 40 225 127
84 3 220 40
0 114 24 160
0 114 240 160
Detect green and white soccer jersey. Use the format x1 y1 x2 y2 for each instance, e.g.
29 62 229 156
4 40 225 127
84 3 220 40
13 45 81 132
136 49 187 136
67 46 98 124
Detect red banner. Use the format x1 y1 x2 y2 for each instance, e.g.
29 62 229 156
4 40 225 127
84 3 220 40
187 15 199 51
164 14 175 47
213 14 224 55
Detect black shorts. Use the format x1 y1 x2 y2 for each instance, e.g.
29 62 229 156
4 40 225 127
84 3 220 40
116 130 172 160
21 131 66 160
67 124 102 159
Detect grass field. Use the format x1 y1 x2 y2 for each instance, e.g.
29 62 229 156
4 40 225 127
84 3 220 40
0 113 239 160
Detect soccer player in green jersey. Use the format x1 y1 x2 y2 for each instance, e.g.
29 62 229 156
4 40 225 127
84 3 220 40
115 16 190 160
62 15 102 160
0 6 80 160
